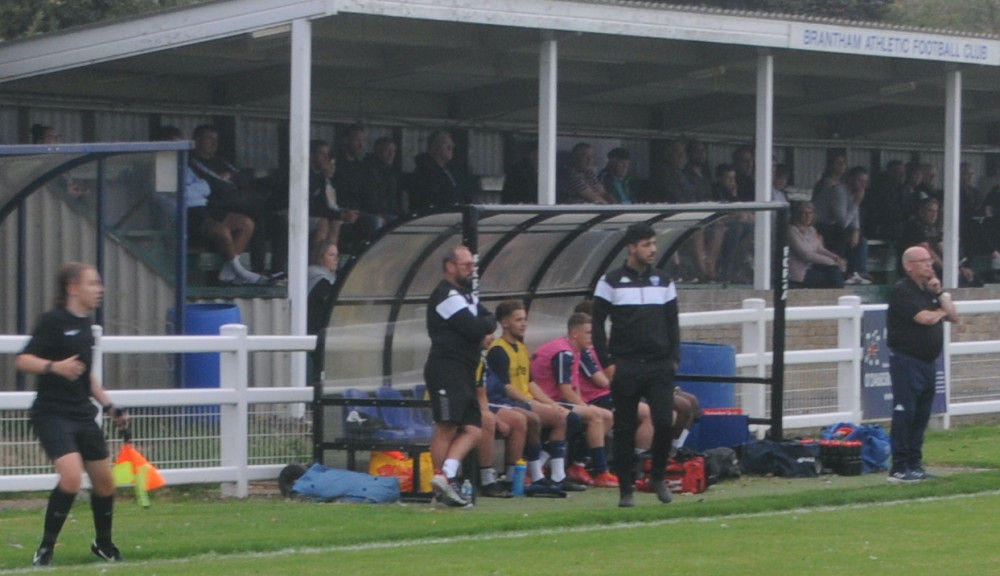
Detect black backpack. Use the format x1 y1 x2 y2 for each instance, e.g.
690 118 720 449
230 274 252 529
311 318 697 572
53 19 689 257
703 447 741 486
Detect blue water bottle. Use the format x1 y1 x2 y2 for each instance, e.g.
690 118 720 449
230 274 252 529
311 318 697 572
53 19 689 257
512 459 526 496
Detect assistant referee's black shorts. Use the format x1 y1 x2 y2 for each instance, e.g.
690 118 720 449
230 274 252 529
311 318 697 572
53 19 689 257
423 357 481 428
30 411 109 461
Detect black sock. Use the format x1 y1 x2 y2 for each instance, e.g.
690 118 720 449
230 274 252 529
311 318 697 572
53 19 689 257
90 493 114 547
41 487 77 548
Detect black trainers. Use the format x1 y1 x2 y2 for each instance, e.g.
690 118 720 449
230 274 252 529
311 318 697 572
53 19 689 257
33 546 53 567
480 482 513 498
90 540 122 562
556 478 588 492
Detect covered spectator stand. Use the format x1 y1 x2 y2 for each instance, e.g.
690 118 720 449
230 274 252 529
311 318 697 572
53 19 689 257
312 203 790 487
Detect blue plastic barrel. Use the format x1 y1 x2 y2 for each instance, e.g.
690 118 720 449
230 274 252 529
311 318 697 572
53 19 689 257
182 303 241 389
675 342 736 409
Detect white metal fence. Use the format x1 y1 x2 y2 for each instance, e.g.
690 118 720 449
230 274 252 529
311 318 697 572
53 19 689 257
2 296 999 497
0 325 314 498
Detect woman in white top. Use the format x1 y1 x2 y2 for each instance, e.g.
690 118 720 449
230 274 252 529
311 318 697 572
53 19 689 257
789 201 845 288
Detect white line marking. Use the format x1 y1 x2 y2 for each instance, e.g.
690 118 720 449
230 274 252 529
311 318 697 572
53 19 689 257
3 490 999 574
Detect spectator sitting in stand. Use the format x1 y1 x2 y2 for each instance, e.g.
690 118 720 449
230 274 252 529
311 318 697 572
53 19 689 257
788 201 845 289
647 140 694 203
558 143 615 204
713 163 754 283
862 159 907 244
530 312 618 488
917 163 941 202
898 197 977 285
332 125 367 212
30 124 60 144
332 125 378 254
812 156 871 285
500 141 538 205
188 124 279 277
678 139 719 281
732 145 756 201
772 163 791 203
409 130 469 213
156 126 268 286
308 139 349 246
598 147 634 204
899 197 980 285
900 162 924 219
683 139 714 203
359 137 403 227
958 162 1000 268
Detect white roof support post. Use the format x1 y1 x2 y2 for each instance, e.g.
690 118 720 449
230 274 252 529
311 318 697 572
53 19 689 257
288 18 312 414
754 50 775 290
943 67 962 289
538 35 558 206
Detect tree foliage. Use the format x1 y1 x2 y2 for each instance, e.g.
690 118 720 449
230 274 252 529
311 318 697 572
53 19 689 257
0 0 205 42
1 0 995 42
886 0 1000 35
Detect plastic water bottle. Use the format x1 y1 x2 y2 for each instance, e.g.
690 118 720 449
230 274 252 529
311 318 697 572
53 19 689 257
461 479 473 502
512 459 526 496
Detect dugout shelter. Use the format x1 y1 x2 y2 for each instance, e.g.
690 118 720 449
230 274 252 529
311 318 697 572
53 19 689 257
314 201 790 441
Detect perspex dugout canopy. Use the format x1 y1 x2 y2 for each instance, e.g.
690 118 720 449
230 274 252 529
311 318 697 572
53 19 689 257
323 202 789 441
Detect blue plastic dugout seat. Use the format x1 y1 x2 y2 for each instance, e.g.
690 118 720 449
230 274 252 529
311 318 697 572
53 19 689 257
375 386 433 442
342 388 412 441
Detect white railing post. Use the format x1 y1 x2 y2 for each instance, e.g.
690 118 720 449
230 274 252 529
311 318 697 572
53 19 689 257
92 325 104 424
837 296 862 422
742 298 767 437
943 318 953 430
219 324 249 498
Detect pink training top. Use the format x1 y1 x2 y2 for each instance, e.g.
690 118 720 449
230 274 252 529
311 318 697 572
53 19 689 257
529 336 579 402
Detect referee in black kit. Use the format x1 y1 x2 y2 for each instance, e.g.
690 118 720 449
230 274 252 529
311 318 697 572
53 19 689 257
16 263 127 567
592 223 681 508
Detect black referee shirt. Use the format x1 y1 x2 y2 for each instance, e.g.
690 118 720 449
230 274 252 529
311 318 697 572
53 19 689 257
21 307 97 418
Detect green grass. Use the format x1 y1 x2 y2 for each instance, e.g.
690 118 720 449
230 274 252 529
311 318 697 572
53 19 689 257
2 423 1000 574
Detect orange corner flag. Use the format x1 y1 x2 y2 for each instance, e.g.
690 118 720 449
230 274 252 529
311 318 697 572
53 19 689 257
114 443 165 491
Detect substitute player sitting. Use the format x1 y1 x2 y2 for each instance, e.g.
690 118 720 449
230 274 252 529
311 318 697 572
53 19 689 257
530 312 618 488
486 300 585 493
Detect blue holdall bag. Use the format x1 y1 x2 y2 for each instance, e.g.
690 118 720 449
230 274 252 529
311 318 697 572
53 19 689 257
821 422 891 473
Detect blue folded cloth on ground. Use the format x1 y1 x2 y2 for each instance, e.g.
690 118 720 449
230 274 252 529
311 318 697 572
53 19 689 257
292 463 400 503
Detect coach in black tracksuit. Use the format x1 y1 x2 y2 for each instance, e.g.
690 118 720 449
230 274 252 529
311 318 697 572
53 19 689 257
424 245 497 507
593 223 680 508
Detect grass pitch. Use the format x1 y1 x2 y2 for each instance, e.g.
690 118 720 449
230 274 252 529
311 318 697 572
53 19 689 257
2 423 999 574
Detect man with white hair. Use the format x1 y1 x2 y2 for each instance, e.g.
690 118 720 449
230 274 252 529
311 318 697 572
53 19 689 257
886 246 959 484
